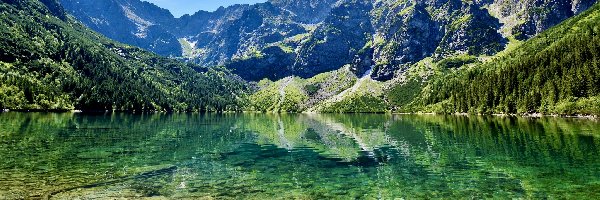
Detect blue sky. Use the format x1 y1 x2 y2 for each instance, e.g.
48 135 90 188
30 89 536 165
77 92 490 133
143 0 267 17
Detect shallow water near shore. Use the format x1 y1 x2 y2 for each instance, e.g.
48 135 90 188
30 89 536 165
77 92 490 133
1 112 600 199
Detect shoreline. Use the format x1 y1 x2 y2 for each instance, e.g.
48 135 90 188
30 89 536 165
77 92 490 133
0 109 244 114
0 109 597 119
393 112 597 119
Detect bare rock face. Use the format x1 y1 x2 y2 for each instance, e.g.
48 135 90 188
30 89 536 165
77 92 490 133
489 0 597 39
226 46 296 81
372 2 443 66
60 0 599 81
60 0 181 56
269 0 339 23
436 4 507 57
368 0 504 80
293 0 374 78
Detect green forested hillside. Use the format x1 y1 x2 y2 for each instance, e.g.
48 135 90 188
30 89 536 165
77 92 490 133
0 0 246 112
397 3 600 115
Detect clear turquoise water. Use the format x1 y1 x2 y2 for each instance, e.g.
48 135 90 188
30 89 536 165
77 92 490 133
1 113 600 199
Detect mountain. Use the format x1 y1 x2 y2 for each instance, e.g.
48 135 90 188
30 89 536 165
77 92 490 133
59 0 181 56
60 0 598 82
2 0 598 115
247 2 600 115
405 2 600 115
0 0 246 112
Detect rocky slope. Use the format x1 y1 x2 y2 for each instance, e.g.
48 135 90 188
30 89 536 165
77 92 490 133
60 0 181 56
60 0 598 82
249 2 600 115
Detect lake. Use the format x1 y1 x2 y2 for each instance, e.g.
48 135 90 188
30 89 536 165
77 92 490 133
0 113 599 199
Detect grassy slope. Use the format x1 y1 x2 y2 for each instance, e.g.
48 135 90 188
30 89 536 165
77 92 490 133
247 66 357 113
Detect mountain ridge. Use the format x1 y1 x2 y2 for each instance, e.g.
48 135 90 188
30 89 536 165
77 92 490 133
60 0 598 82
246 1 600 115
1 0 599 116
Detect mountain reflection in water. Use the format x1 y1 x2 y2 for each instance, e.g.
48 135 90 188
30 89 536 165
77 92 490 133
0 113 599 199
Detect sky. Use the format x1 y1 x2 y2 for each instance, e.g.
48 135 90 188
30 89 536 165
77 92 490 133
143 0 267 17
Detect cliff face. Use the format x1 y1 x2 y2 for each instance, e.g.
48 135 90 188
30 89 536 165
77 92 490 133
293 0 374 78
60 0 181 56
488 0 597 39
60 0 598 81
270 0 339 23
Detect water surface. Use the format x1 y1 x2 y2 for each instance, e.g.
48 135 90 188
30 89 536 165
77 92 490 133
1 113 599 199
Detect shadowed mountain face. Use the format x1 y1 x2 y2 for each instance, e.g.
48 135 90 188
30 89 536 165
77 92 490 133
59 0 181 56
60 0 598 81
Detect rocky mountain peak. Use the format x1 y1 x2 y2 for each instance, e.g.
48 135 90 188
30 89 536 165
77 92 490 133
269 0 339 23
60 0 599 81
